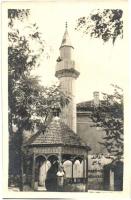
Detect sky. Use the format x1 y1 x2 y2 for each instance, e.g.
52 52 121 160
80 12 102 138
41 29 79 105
26 1 128 103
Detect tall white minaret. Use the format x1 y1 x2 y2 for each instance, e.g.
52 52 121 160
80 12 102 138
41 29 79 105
55 22 80 132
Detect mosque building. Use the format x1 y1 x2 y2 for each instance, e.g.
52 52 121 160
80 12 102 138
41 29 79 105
9 23 123 192
24 23 91 192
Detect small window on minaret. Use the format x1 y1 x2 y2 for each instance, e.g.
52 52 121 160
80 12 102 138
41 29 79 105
56 111 59 117
56 56 62 62
53 109 60 117
62 38 66 43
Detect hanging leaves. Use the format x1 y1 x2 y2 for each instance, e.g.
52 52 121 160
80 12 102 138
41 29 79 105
75 9 123 45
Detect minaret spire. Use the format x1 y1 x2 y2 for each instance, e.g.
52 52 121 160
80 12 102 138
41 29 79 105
65 21 68 30
60 22 73 49
55 24 80 132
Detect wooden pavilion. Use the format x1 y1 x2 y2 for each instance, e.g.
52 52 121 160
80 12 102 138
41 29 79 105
24 117 91 191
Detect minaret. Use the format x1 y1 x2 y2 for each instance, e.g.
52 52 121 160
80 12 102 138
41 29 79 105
55 22 80 132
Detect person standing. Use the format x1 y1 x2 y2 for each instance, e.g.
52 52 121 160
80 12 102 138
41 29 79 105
56 165 65 192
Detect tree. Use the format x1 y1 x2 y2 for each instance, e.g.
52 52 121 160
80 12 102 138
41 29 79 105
75 9 124 159
8 9 45 134
75 9 123 44
8 9 69 190
91 84 123 160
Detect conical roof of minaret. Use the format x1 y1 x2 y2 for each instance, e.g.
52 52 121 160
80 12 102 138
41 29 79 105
60 22 74 49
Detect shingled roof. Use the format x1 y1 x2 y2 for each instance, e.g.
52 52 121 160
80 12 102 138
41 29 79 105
26 117 90 150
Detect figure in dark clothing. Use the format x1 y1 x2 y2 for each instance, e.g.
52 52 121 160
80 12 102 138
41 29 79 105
45 161 58 191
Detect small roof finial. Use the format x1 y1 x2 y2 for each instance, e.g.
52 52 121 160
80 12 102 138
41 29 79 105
65 21 68 30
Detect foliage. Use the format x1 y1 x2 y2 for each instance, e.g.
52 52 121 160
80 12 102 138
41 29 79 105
75 9 123 44
8 9 70 189
8 9 30 27
8 9 43 134
8 9 69 135
91 85 123 159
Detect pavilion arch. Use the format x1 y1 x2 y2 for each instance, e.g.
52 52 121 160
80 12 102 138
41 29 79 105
63 160 72 178
62 154 73 163
73 159 84 178
35 155 47 161
35 155 47 171
34 155 52 189
47 154 58 164
73 156 83 163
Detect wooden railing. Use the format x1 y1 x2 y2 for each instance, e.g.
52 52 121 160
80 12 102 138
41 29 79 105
65 178 87 184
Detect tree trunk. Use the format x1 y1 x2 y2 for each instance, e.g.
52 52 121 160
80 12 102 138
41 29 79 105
19 151 24 191
18 126 24 191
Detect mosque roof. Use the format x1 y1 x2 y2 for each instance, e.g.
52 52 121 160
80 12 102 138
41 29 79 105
26 117 90 150
77 100 107 112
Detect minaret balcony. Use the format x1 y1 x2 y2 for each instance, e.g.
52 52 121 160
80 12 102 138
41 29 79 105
56 59 75 72
55 68 80 79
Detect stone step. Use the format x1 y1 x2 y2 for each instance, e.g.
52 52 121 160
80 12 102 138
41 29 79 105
37 186 47 192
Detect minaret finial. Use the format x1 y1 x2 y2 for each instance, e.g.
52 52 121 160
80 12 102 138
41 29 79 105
65 21 68 30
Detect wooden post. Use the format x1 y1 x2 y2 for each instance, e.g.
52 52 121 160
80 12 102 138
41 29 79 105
85 155 88 192
25 156 29 185
83 158 86 178
31 153 35 190
58 150 62 168
72 160 74 181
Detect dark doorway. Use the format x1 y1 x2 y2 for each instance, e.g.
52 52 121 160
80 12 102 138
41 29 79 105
114 161 123 191
103 161 123 191
103 164 110 190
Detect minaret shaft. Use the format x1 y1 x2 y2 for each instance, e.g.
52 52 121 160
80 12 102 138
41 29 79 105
59 77 77 132
55 24 79 133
